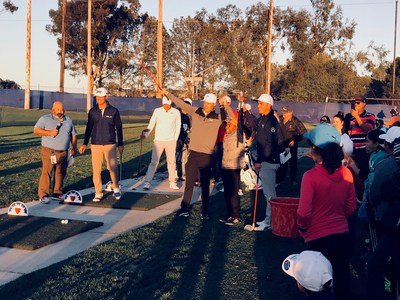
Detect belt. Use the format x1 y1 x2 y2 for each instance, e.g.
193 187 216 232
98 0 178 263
43 146 67 153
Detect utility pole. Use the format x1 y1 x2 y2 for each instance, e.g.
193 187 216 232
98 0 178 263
59 0 66 93
24 0 31 109
86 0 92 112
156 0 163 98
392 0 398 98
265 0 274 94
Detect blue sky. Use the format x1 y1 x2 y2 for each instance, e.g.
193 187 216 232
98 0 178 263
0 0 397 92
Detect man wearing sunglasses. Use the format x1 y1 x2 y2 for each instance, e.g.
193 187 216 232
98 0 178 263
344 95 376 182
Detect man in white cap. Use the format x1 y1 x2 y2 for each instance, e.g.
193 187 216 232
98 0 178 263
282 250 334 299
79 87 124 202
252 93 282 231
141 96 181 190
162 89 235 219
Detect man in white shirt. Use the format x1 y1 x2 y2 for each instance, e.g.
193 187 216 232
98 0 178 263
141 97 181 190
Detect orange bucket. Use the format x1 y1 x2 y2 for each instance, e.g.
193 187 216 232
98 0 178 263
270 197 300 238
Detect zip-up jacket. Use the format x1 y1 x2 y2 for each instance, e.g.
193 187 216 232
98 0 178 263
255 111 280 164
83 102 123 146
167 93 234 155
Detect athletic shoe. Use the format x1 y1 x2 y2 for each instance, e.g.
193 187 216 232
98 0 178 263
174 208 189 217
113 188 121 200
52 194 64 201
225 218 241 226
169 182 179 190
219 216 230 223
254 223 271 231
143 182 151 190
201 213 209 220
40 196 50 204
92 194 103 202
238 189 243 196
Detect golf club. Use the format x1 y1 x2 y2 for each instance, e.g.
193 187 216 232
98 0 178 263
244 171 260 232
137 135 144 176
134 49 162 91
119 153 123 182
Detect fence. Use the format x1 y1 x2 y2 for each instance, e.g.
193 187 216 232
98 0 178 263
0 89 396 124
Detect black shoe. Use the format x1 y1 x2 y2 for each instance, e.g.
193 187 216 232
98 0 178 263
219 216 230 223
201 213 209 220
174 208 189 217
225 218 241 226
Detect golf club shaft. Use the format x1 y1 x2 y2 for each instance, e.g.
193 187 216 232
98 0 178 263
137 137 143 175
119 153 122 182
252 172 260 226
134 54 162 91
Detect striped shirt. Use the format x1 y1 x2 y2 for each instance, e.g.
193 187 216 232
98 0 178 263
347 111 375 149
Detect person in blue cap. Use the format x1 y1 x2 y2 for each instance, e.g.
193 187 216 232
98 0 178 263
298 124 357 300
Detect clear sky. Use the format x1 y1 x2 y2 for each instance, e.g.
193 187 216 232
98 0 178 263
0 0 397 93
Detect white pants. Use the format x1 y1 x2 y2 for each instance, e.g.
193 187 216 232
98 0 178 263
145 140 177 183
259 161 279 226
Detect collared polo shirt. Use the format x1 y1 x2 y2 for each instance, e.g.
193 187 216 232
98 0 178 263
34 114 77 150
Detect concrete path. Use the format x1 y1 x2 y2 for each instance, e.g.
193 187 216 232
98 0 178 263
0 174 207 286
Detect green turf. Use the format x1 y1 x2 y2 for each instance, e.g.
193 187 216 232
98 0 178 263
79 191 181 210
0 214 103 250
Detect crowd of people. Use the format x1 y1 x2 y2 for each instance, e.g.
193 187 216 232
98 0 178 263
33 89 400 300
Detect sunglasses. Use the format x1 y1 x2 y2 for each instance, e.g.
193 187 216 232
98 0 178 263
355 101 362 105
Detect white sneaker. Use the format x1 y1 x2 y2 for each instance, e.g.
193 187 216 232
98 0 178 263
169 182 179 190
113 188 122 200
92 193 103 202
254 223 271 231
40 196 50 204
143 182 151 190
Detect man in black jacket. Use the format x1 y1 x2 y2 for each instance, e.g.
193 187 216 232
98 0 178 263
253 94 281 231
276 106 307 185
79 87 124 202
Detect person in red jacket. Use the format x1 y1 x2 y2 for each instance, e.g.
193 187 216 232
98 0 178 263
299 124 357 300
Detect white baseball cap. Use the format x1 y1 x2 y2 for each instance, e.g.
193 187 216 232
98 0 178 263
282 251 333 292
162 96 172 105
202 93 217 104
379 126 400 143
256 94 274 105
94 87 107 97
184 98 193 105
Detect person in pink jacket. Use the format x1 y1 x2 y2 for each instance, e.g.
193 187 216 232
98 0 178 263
298 124 357 300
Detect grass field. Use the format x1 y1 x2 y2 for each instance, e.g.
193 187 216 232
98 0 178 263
0 106 374 300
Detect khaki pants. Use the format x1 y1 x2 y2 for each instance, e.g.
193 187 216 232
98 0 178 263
91 144 118 195
38 146 68 198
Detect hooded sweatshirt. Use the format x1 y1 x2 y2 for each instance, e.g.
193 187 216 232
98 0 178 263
298 164 356 242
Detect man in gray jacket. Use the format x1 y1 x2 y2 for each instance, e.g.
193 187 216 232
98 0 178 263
163 90 234 219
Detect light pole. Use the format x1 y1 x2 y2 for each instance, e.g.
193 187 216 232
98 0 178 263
86 0 92 112
59 0 67 93
392 0 398 99
156 0 163 98
24 0 31 109
265 0 274 94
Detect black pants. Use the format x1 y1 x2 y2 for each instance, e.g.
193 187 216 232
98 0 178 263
367 231 400 300
221 168 241 219
353 147 370 182
308 233 352 300
181 151 212 214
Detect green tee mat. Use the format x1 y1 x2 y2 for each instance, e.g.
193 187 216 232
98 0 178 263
80 191 180 211
0 214 103 250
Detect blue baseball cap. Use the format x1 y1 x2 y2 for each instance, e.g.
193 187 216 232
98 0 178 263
304 124 341 149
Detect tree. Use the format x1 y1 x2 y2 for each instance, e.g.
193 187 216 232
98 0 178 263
277 0 356 100
46 0 146 93
1 0 18 15
0 78 21 89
